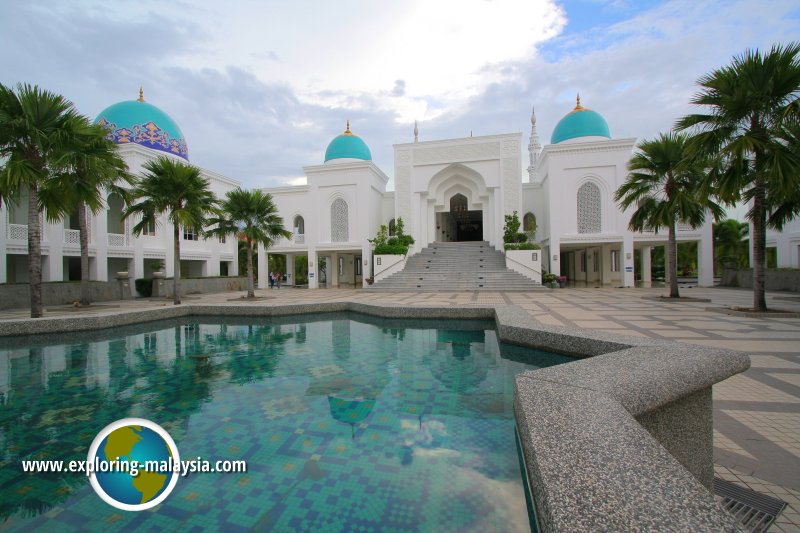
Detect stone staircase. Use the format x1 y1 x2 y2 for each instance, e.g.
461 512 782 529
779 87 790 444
368 241 545 291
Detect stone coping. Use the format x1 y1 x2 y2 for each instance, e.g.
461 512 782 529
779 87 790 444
0 300 750 530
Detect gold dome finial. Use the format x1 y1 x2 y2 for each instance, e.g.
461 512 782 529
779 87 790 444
138 86 145 102
344 120 352 135
574 93 584 111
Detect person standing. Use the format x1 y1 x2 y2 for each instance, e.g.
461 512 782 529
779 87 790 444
276 271 282 289
269 271 274 289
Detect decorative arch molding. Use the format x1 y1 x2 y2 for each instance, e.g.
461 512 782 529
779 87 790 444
428 163 489 211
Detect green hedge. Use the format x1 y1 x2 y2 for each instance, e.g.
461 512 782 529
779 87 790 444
135 278 153 297
504 242 541 251
374 243 409 255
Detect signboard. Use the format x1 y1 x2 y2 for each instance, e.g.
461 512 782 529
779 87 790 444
625 266 633 272
309 273 315 278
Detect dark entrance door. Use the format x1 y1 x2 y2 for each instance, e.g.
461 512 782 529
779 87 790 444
449 193 483 242
455 211 483 241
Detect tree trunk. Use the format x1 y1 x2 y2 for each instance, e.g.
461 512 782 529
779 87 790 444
173 224 182 305
668 222 680 298
78 200 91 306
246 241 255 298
752 181 768 311
28 185 43 318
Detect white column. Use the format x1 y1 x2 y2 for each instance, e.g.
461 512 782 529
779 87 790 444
257 243 268 289
550 237 561 277
362 244 372 286
698 223 714 287
308 248 318 289
331 252 339 288
286 255 295 286
642 246 652 287
623 235 634 287
133 254 145 281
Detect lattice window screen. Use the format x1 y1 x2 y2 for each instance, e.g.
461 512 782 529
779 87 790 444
331 199 349 242
577 182 601 233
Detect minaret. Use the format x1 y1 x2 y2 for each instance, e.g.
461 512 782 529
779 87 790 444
527 106 541 182
413 120 419 143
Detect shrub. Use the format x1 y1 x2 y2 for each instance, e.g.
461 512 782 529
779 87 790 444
542 272 558 284
135 278 153 297
372 218 414 255
503 211 522 244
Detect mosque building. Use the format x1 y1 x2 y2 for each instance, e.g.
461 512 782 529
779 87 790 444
0 89 240 285
259 96 714 289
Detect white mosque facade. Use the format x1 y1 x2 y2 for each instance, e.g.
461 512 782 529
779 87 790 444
260 98 715 289
0 92 722 290
0 91 241 286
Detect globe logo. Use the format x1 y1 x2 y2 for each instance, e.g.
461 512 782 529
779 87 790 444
87 418 180 511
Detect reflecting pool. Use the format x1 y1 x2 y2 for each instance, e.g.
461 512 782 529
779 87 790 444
0 313 571 532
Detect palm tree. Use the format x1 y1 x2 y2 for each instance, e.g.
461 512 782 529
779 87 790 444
123 157 217 305
54 120 133 306
206 188 291 298
614 132 724 298
0 83 85 318
676 43 800 311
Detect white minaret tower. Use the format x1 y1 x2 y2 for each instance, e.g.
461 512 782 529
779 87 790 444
527 106 541 182
414 120 419 143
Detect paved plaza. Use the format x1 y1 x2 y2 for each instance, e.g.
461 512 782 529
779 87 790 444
1 286 799 530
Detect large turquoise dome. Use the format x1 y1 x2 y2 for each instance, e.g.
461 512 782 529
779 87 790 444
95 89 189 160
551 96 611 144
324 122 372 162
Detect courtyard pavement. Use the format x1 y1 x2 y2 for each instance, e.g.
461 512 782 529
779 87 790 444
1 285 798 530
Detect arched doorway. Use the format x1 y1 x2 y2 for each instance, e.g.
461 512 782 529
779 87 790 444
449 193 483 242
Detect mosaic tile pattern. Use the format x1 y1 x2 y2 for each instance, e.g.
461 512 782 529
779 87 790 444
0 314 569 532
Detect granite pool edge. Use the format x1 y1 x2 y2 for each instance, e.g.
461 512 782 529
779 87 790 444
507 306 750 532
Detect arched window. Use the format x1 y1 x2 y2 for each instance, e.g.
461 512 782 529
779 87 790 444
294 215 305 235
523 212 537 241
388 219 396 236
331 198 349 242
577 182 601 233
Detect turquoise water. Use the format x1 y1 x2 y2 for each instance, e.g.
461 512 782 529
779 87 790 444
0 313 571 532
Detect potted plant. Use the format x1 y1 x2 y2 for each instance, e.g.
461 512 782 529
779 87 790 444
542 272 559 288
152 261 166 279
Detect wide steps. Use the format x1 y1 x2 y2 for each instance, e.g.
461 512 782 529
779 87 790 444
369 241 545 292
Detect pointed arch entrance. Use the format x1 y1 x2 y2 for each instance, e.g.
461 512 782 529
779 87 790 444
428 164 489 244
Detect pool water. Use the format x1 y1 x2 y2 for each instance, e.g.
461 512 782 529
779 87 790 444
0 313 571 532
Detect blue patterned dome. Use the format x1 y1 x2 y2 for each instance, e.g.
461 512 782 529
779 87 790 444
551 96 611 144
95 89 188 160
324 122 372 162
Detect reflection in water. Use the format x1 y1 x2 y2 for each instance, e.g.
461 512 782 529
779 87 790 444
0 314 571 532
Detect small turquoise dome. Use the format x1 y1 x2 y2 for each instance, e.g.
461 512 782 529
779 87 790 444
551 96 611 144
94 89 188 160
324 122 372 162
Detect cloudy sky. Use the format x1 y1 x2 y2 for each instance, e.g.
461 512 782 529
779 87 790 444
1 0 797 191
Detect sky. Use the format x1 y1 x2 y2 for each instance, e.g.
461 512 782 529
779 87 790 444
1 0 798 198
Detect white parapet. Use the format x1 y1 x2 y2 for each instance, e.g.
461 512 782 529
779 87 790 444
374 254 407 282
505 249 542 284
